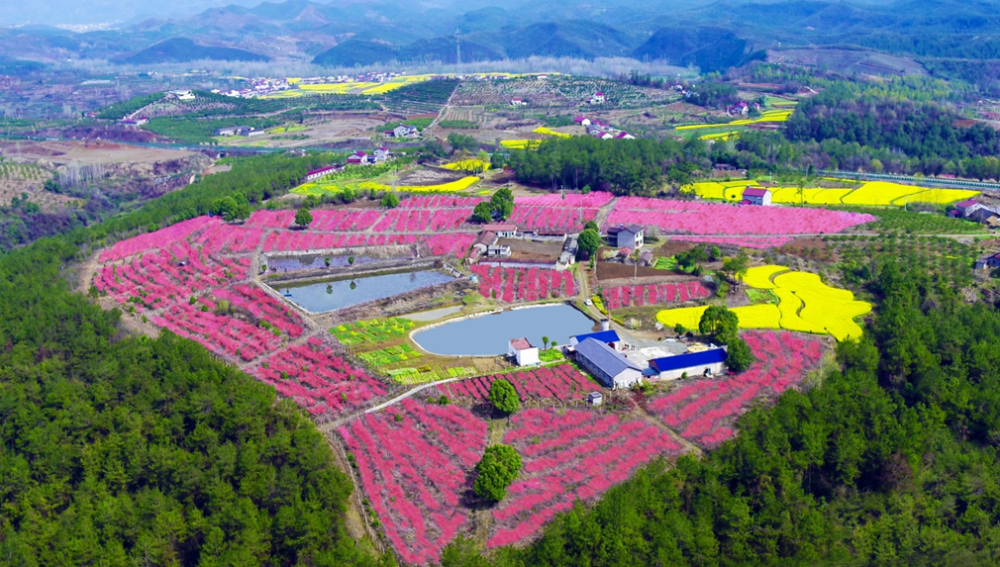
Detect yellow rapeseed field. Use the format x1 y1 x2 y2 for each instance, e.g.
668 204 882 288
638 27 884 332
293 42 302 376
655 306 708 330
691 180 978 207
366 176 481 193
442 159 490 172
741 265 789 289
501 140 541 149
655 264 871 341
532 127 572 138
682 180 758 201
731 304 781 329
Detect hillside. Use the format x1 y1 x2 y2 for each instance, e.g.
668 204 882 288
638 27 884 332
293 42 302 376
120 37 269 65
632 26 760 73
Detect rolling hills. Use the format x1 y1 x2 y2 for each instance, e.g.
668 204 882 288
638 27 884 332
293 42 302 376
120 37 269 64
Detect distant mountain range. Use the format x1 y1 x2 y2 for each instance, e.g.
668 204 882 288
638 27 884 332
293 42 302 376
1 0 999 73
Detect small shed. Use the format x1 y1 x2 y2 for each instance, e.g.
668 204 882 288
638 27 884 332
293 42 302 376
587 392 603 406
508 338 539 367
649 348 727 380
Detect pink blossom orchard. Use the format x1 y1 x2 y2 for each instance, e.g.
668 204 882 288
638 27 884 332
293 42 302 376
251 337 387 417
602 281 710 309
471 266 575 302
646 331 826 447
338 399 487 565
487 408 683 548
437 364 595 403
606 197 875 239
507 191 614 232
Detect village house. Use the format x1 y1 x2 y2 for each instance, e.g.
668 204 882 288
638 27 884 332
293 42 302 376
573 116 592 127
472 231 498 257
574 338 643 389
956 198 989 218
969 207 1000 228
742 187 772 206
485 244 512 258
508 338 540 367
393 124 420 138
649 348 727 380
304 166 337 182
482 223 518 238
347 151 370 165
171 89 195 101
615 132 636 140
373 146 391 162
607 224 644 249
975 253 1000 271
510 98 526 106
588 92 606 104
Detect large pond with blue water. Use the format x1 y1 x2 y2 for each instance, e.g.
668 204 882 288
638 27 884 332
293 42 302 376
271 270 454 313
413 304 598 356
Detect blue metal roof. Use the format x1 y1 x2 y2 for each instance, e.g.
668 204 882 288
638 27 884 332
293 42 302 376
575 338 643 377
572 330 620 345
650 348 727 372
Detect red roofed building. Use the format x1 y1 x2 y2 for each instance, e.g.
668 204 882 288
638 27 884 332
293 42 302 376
304 166 337 182
508 338 539 366
482 223 518 237
742 187 772 206
955 198 985 218
347 151 369 165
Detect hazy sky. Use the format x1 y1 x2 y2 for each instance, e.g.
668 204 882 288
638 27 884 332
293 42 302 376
0 0 265 27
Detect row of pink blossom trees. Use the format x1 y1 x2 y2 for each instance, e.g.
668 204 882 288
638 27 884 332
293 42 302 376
471 266 576 302
437 365 596 403
602 280 710 309
338 399 488 565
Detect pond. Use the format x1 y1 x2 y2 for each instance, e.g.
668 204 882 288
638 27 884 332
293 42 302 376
413 304 598 356
272 270 454 313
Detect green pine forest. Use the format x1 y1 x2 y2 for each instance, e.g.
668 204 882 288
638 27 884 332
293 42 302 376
5 130 1000 567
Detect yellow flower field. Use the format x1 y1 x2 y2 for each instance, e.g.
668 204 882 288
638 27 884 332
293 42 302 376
731 304 781 329
700 131 740 141
689 180 978 207
532 127 572 138
840 181 926 205
655 306 708 330
772 289 827 334
682 180 759 201
442 159 489 172
656 264 871 341
741 265 789 289
501 140 541 149
676 109 794 131
363 177 481 193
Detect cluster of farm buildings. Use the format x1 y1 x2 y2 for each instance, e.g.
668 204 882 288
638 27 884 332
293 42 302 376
508 326 728 393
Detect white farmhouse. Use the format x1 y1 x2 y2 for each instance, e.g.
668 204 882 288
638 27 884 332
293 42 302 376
508 338 539 366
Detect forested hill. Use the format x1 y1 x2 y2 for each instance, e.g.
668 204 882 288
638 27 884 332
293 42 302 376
0 154 382 565
784 85 1000 162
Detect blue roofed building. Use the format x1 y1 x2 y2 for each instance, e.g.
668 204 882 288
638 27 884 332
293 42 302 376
649 348 727 380
570 329 622 351
574 338 644 389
